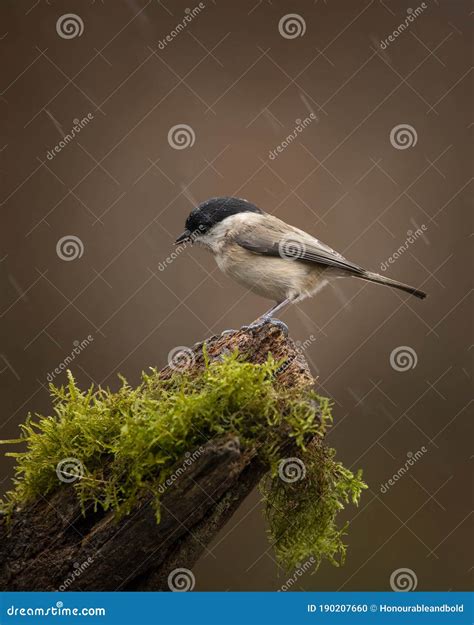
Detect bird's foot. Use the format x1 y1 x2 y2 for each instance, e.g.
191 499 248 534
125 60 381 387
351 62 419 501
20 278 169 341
243 316 289 336
266 317 289 336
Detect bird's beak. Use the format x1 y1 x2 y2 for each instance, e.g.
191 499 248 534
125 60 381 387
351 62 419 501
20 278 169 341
175 230 191 245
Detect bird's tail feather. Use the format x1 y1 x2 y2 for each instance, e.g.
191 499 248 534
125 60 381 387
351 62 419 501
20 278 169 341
358 271 427 299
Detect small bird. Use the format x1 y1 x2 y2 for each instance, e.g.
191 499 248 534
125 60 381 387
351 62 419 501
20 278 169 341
175 197 426 320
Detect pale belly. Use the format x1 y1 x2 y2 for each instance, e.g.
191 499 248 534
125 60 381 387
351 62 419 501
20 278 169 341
215 246 326 303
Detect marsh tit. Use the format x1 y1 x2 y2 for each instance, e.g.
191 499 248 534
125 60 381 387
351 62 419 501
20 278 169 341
175 197 426 319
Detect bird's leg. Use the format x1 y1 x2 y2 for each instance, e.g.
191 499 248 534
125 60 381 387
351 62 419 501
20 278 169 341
262 298 292 319
244 298 293 334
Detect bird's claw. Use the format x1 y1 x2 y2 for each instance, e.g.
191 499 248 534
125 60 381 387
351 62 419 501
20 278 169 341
267 317 289 336
243 316 289 336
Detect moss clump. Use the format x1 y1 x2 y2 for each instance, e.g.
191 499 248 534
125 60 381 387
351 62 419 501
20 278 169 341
262 441 367 570
0 351 366 570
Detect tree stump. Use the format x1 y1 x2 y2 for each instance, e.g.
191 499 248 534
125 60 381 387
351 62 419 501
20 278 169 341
0 320 315 591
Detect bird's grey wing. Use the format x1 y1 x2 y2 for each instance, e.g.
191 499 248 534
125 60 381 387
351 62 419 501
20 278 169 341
233 224 364 275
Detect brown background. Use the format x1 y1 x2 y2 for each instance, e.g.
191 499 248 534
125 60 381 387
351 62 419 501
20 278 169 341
0 0 472 591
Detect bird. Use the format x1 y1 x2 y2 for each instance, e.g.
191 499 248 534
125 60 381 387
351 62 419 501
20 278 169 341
175 196 427 321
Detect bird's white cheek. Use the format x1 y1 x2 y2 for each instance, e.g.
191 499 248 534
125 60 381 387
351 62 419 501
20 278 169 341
194 235 213 249
196 232 226 253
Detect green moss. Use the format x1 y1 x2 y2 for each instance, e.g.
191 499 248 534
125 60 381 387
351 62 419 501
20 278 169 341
262 441 367 570
0 351 366 570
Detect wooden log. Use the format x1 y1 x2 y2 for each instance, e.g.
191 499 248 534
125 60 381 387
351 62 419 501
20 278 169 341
0 320 315 591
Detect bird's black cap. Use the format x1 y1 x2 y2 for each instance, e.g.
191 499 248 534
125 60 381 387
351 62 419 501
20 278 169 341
175 196 262 243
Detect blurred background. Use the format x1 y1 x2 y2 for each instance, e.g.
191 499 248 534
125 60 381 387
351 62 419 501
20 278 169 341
0 0 472 591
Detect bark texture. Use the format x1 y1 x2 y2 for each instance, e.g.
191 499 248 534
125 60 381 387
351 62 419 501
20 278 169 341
0 320 314 591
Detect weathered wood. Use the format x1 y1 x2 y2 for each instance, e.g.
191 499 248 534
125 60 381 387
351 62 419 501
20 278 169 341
0 320 315 591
